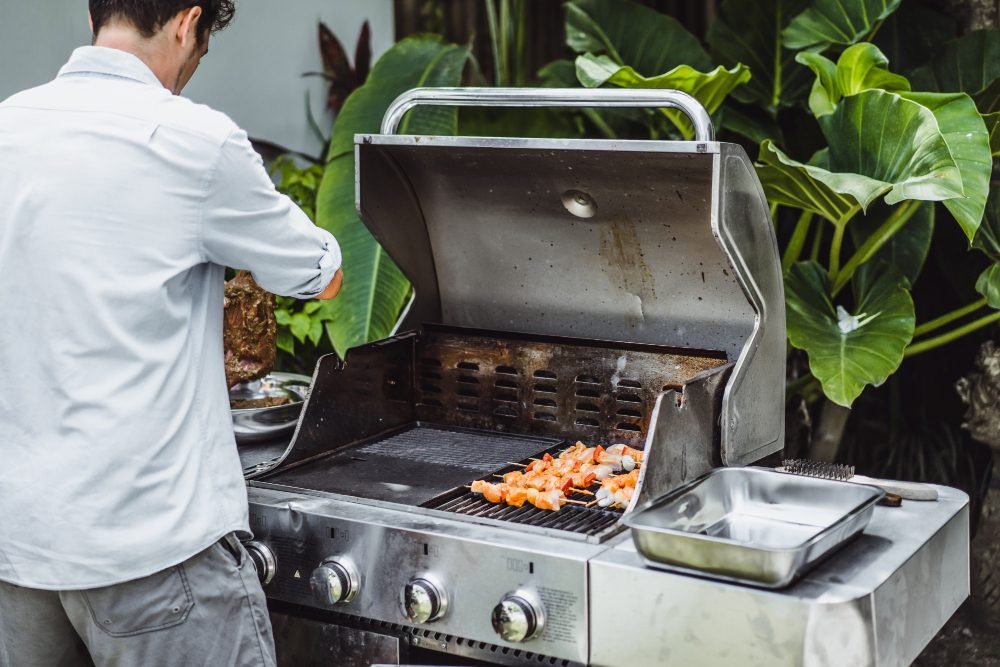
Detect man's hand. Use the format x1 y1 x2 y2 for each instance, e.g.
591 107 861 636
317 268 343 300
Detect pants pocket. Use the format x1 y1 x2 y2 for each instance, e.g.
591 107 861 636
82 565 194 637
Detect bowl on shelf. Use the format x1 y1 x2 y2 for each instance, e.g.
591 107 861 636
229 372 310 444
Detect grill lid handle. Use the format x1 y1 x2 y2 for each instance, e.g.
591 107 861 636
380 87 715 142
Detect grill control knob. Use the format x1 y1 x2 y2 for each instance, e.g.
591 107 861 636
243 541 276 585
492 592 544 643
310 558 360 606
401 577 448 623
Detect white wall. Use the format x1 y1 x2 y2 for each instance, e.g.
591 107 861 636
0 0 395 157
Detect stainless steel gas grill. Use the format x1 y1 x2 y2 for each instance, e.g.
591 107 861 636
243 89 968 667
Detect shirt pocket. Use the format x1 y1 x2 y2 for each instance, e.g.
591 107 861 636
82 565 194 637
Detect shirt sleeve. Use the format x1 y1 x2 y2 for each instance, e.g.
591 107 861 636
200 129 341 298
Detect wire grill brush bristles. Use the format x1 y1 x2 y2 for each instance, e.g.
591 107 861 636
782 459 856 481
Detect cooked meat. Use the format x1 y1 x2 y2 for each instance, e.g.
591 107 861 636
223 271 276 389
229 396 291 410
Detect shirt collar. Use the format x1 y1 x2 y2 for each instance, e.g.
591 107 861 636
58 46 165 89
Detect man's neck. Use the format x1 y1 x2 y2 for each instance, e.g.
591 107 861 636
93 25 173 91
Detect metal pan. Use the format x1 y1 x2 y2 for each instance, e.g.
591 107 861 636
623 467 884 588
230 372 310 444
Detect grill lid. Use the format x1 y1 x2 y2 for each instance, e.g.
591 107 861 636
354 88 785 467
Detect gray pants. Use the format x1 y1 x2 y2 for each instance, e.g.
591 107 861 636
0 534 276 667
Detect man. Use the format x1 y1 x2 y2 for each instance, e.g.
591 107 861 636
0 2 343 665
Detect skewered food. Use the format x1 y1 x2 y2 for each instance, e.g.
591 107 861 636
470 441 645 512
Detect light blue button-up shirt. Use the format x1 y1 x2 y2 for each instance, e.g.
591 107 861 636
0 47 341 589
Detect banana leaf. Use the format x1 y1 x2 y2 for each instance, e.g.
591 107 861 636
316 36 471 357
785 260 914 406
783 0 903 51
574 54 751 139
796 43 909 117
707 0 812 111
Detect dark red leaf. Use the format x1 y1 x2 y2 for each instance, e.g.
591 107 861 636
318 21 352 84
354 20 372 86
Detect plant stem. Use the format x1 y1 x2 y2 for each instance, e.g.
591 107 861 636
904 311 1000 358
514 0 527 87
499 0 512 86
485 0 502 86
828 224 845 278
832 200 921 296
810 220 824 262
913 298 989 338
782 211 813 273
864 18 885 42
770 201 779 222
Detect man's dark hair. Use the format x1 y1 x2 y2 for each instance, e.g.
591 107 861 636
89 1 235 40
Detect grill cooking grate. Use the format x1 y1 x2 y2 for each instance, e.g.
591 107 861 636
422 445 627 537
429 491 623 535
355 427 552 470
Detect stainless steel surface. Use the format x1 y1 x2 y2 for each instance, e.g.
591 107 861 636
401 576 448 624
271 613 408 667
230 372 310 444
248 485 595 665
625 467 884 588
243 540 276 585
380 87 715 142
491 589 545 643
590 485 969 667
310 557 360 606
356 134 785 468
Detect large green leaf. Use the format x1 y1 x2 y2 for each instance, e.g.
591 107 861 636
575 54 751 138
707 0 812 110
872 2 957 75
973 188 1000 262
897 92 991 240
908 29 1000 157
818 90 966 207
910 30 1000 103
796 43 910 117
756 140 877 224
757 89 970 225
849 202 935 286
783 0 903 51
785 260 915 406
976 263 1000 310
316 36 470 357
565 0 712 74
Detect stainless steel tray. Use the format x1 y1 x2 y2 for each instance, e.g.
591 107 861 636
624 467 884 588
230 372 310 444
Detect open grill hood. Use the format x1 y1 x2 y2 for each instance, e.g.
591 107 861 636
353 88 786 467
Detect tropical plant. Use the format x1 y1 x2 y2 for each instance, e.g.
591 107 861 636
314 36 472 358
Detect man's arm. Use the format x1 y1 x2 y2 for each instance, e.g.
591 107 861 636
201 129 342 299
317 268 343 300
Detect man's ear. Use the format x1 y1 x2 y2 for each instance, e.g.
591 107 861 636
175 5 203 48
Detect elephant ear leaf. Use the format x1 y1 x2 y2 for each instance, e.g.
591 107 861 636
575 54 751 138
796 43 910 117
895 91 991 240
707 0 812 111
316 36 470 357
785 260 915 407
783 0 903 51
976 263 1000 310
565 0 712 74
909 29 1000 156
756 140 885 224
818 90 966 208
757 90 969 225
